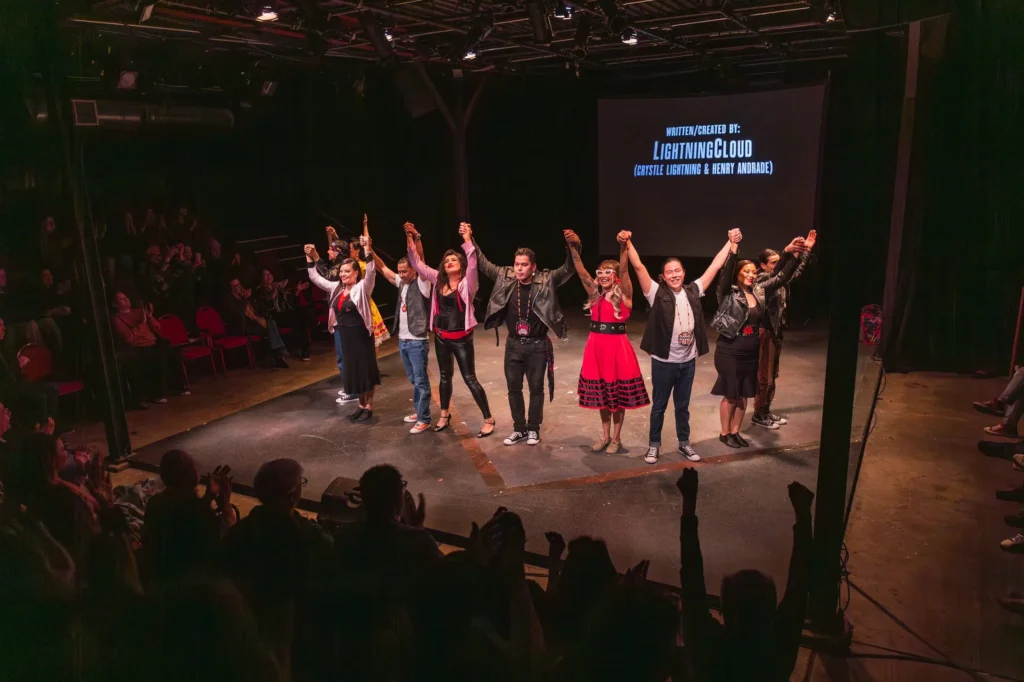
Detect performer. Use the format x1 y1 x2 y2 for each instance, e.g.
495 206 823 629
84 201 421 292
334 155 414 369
711 234 806 448
369 221 433 434
467 224 577 446
305 236 380 421
405 222 495 438
751 230 816 430
568 230 650 454
626 229 743 465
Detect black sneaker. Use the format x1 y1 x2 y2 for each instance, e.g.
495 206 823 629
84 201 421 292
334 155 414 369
526 430 540 446
767 412 788 425
998 488 1024 503
730 433 750 447
752 413 779 430
679 445 701 462
719 434 740 449
645 446 659 464
504 431 528 446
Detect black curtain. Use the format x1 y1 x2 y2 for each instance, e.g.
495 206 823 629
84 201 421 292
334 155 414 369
888 0 1024 373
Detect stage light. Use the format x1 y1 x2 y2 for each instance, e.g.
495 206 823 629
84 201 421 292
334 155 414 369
620 27 637 44
256 5 278 22
571 14 591 58
526 0 553 45
462 13 493 62
384 27 394 43
553 0 573 19
138 2 155 23
117 70 138 90
464 50 477 60
826 10 837 21
358 11 395 63
260 80 277 96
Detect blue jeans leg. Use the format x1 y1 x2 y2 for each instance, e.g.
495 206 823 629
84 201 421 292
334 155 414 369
673 359 697 446
266 319 286 353
648 359 680 447
333 326 344 380
401 339 432 424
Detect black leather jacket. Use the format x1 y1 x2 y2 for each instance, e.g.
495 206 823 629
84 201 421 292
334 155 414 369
711 251 800 340
473 239 576 340
755 250 809 340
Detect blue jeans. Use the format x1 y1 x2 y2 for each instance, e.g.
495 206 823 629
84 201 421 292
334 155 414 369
333 326 344 380
648 358 696 447
399 338 431 424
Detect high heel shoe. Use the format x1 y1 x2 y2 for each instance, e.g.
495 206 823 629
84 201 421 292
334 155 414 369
433 415 451 432
477 418 496 439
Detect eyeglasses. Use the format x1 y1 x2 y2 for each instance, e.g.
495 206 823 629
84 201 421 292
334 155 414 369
301 476 308 488
595 269 616 276
401 479 408 489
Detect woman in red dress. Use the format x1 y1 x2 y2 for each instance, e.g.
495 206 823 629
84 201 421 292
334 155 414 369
567 229 650 454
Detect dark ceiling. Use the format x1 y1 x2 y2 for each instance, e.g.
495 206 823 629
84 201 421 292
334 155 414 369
64 0 849 79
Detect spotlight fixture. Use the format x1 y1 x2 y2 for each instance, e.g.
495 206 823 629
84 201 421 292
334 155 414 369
117 70 138 90
357 10 395 63
138 2 156 23
553 0 573 19
256 5 278 22
826 10 837 22
462 13 494 62
620 27 637 44
384 27 394 43
571 13 591 58
526 0 553 45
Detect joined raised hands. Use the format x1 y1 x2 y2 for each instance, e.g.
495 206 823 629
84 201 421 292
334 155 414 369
616 230 632 244
784 236 808 254
303 244 320 262
728 228 743 244
563 229 581 250
458 222 473 242
403 221 419 238
359 235 371 252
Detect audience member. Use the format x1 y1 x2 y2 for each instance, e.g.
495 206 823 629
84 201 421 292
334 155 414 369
111 292 180 407
219 458 333 676
223 277 290 368
0 316 61 429
39 215 73 274
251 268 314 361
140 450 235 590
678 468 813 682
975 366 1024 440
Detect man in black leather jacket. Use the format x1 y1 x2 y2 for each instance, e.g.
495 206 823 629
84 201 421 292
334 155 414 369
751 230 816 429
468 225 577 447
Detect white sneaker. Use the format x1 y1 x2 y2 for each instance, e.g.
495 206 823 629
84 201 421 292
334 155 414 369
527 430 540 446
336 395 357 405
504 431 528 446
338 390 357 399
410 422 430 434
679 445 701 462
1001 533 1024 553
767 412 789 425
403 414 419 423
645 446 659 464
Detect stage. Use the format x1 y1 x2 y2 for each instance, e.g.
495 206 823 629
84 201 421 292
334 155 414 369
131 319 878 590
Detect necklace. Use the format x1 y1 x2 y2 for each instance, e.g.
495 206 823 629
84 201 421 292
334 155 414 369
515 280 530 336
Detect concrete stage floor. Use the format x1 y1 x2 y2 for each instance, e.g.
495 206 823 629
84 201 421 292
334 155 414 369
132 322 878 590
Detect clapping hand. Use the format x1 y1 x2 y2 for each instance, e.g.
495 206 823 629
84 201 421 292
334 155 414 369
544 531 566 559
624 559 651 586
34 417 56 435
728 228 743 244
206 465 233 509
400 489 427 528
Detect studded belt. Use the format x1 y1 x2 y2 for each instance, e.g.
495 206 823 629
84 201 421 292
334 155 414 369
590 322 626 334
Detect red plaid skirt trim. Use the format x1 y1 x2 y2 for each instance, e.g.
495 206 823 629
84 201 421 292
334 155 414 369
577 375 651 411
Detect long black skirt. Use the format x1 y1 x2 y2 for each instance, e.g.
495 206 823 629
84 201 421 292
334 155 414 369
338 324 381 395
711 332 760 400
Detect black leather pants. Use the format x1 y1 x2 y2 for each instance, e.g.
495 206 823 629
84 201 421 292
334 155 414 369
434 331 491 418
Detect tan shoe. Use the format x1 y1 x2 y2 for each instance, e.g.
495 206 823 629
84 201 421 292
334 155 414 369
591 437 611 452
605 440 622 455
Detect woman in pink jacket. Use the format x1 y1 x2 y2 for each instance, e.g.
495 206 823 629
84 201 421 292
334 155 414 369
406 222 495 438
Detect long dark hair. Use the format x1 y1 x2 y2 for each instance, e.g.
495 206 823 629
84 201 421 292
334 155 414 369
433 248 468 315
338 258 363 283
733 259 757 286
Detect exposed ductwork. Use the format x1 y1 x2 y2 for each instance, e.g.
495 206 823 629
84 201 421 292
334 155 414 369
27 98 235 129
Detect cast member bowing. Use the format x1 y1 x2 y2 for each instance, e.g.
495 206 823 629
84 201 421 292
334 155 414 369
405 222 496 438
305 235 381 421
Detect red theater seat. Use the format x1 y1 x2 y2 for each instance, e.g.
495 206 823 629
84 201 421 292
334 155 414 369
195 306 254 373
159 313 219 387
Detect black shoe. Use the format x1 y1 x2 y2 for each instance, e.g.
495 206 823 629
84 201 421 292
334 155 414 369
504 431 528 446
355 409 373 422
752 412 779 430
1006 511 1024 528
998 488 1024 503
730 433 750 447
348 407 366 422
979 440 1019 460
274 355 290 369
301 350 311 361
720 434 740 449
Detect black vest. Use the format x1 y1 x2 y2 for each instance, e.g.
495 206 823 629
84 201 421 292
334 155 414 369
393 279 430 338
639 282 709 360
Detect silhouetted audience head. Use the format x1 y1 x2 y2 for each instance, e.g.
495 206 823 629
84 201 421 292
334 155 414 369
253 458 303 512
159 450 199 492
359 464 404 523
721 568 778 637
